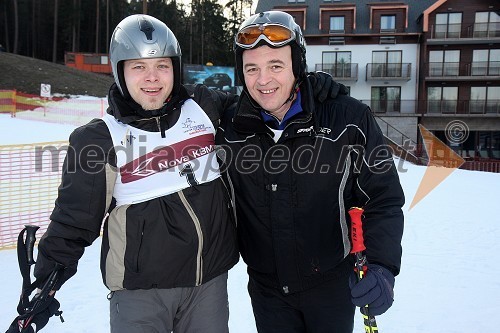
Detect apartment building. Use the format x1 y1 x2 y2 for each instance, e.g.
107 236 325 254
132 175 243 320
255 0 500 162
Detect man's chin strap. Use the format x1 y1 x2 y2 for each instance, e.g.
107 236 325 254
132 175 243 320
281 77 301 108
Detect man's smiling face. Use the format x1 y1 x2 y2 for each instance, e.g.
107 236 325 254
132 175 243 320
242 45 296 120
123 57 174 110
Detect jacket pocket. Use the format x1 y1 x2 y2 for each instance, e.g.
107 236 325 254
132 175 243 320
127 217 145 273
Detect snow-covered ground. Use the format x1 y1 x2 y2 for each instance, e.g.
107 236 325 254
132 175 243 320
1 114 499 332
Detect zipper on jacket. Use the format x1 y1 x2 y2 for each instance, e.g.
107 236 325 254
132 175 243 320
155 116 160 131
178 190 204 286
220 177 238 227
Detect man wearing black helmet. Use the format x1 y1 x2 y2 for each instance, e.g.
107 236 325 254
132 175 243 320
216 10 405 332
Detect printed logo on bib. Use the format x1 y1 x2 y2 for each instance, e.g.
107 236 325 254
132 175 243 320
183 117 209 135
120 133 215 183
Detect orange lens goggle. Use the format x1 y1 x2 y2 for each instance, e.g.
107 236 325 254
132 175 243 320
235 24 295 49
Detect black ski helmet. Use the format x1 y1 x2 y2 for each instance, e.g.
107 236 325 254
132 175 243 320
109 14 182 100
234 11 307 91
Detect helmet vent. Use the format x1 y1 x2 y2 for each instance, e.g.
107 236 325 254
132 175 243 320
139 17 155 40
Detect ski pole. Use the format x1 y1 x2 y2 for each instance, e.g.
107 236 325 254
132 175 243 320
348 207 379 333
5 226 65 333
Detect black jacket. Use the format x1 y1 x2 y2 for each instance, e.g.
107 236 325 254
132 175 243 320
34 84 239 291
216 79 404 295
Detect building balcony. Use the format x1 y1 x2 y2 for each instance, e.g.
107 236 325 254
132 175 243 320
361 99 500 115
314 63 358 81
366 99 415 114
426 100 500 115
473 22 500 38
428 23 500 45
425 61 500 81
366 63 411 81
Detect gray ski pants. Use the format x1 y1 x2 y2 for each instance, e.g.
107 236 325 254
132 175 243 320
109 272 229 333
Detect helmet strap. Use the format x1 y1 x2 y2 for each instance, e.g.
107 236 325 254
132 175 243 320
281 77 301 108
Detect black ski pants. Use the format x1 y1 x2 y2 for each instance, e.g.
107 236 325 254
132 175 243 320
248 267 355 333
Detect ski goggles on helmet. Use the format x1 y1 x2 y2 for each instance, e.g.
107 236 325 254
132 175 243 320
235 23 296 49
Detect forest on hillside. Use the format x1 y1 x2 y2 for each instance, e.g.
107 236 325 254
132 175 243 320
0 0 253 67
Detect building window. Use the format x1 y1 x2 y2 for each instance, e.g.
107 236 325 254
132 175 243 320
330 16 345 33
427 87 458 113
288 0 305 3
319 51 352 78
371 51 402 77
470 87 500 114
472 49 500 76
478 132 500 159
371 87 401 113
435 13 462 38
380 15 396 32
429 50 460 76
474 12 500 38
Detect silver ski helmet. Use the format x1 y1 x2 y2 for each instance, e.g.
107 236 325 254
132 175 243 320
234 11 307 89
109 14 182 99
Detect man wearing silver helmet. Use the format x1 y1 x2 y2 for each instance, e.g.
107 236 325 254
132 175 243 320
29 14 239 333
216 10 405 332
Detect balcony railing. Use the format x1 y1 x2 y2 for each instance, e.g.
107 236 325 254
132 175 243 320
358 99 500 115
315 63 358 81
427 61 500 77
432 23 462 39
471 61 500 76
430 22 500 39
366 63 411 80
468 100 500 114
380 28 397 33
426 99 500 115
473 22 500 38
365 99 415 113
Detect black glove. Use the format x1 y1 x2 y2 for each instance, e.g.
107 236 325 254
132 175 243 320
349 264 395 316
307 71 349 103
6 297 63 333
28 297 63 332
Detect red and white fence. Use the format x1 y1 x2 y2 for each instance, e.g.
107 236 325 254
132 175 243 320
0 91 108 248
0 141 67 249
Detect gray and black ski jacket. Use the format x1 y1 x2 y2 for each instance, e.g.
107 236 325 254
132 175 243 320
216 79 404 295
34 83 239 291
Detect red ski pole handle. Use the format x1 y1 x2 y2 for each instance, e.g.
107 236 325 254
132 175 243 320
349 207 366 254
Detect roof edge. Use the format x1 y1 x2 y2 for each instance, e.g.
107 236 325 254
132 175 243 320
423 0 447 32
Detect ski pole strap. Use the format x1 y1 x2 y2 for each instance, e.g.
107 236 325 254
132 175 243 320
16 226 40 315
14 226 65 315
8 264 65 333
